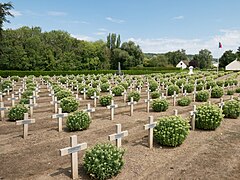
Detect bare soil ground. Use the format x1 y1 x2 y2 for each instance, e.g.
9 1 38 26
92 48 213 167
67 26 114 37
0 74 239 180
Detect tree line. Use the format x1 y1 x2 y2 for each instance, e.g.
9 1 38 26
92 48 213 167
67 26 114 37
0 2 239 71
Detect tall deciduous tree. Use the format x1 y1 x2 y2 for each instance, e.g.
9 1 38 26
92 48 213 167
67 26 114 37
165 49 188 66
0 2 13 38
219 50 237 68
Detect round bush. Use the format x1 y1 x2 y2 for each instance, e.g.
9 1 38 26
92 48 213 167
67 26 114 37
236 87 240 93
154 116 190 147
151 91 160 99
196 104 224 130
10 76 19 82
119 82 128 90
168 85 180 96
223 100 240 119
227 90 234 95
149 81 158 92
112 85 124 96
19 98 30 104
196 83 204 91
196 90 209 102
87 88 100 98
55 90 72 100
211 86 224 98
127 91 141 102
100 83 110 92
60 97 79 113
99 95 112 106
177 97 191 106
83 143 124 180
184 84 194 93
22 90 33 99
8 104 28 121
152 99 169 112
66 111 91 131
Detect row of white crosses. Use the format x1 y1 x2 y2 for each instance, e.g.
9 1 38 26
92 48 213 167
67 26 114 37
59 116 160 179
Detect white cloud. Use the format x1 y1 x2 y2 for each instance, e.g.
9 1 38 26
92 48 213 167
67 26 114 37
71 34 95 41
172 15 184 20
128 29 240 58
47 11 67 16
106 17 125 24
10 10 22 17
98 28 108 32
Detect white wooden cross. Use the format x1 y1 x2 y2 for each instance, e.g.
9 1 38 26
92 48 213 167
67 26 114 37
165 85 169 96
108 124 128 148
181 84 184 94
218 98 224 110
29 99 37 118
75 94 82 102
107 100 118 120
160 93 166 99
145 86 151 99
137 84 142 92
127 97 137 116
16 113 35 139
51 96 60 113
0 102 7 121
15 88 22 100
91 92 99 108
60 135 87 179
144 98 152 113
74 84 79 95
173 109 178 116
81 88 88 100
193 85 197 102
83 103 95 118
30 91 39 104
52 108 68 132
5 86 12 96
122 90 127 102
190 105 197 131
143 116 157 148
172 91 178 106
183 89 188 97
0 92 6 102
161 82 165 90
209 86 212 96
7 94 18 107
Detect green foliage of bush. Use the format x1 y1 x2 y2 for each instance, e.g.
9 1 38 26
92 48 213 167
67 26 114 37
236 87 240 93
154 116 190 147
127 91 141 102
100 83 110 92
196 83 204 91
66 111 91 131
196 90 209 102
10 76 19 82
60 97 79 113
99 95 112 106
19 98 30 104
168 85 180 96
223 100 240 119
151 91 160 99
83 143 124 180
227 90 234 95
177 97 191 106
22 90 33 99
149 80 158 92
206 81 217 89
87 88 100 98
100 77 108 83
55 89 72 100
119 82 128 90
1 80 12 91
8 104 28 121
211 86 224 98
196 104 224 130
112 85 124 96
152 99 169 112
184 84 194 93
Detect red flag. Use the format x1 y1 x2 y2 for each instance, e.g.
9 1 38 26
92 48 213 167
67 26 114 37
219 42 222 48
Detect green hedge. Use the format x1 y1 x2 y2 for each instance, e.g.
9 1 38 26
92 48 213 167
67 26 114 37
0 69 182 77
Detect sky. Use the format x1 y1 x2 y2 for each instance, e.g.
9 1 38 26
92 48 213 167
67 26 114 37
2 0 240 58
